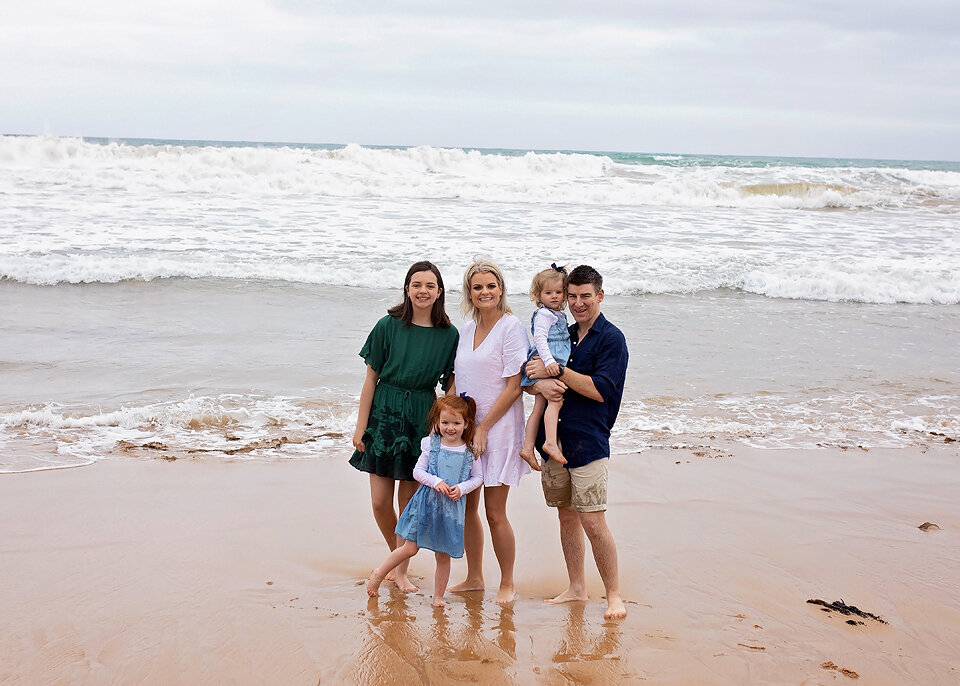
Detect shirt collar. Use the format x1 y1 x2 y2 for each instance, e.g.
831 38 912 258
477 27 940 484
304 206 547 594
570 312 607 341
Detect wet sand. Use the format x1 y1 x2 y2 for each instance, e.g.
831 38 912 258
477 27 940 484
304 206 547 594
1 444 959 684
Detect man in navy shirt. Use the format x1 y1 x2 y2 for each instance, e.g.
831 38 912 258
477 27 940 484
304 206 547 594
525 265 628 620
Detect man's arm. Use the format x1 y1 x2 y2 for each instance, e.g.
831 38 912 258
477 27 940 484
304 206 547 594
525 357 603 402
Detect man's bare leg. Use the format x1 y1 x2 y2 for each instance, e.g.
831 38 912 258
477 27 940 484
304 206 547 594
545 505 588 604
579 510 627 619
449 488 485 592
519 394 546 471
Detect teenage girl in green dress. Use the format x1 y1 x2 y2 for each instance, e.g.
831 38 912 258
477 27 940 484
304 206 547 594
350 261 459 592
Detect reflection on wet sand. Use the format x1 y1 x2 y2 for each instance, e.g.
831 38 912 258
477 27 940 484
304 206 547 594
337 588 627 684
545 603 625 684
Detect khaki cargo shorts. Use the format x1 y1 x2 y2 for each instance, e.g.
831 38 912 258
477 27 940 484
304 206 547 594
541 457 608 513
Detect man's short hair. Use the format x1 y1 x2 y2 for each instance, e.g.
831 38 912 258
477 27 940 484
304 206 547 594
567 265 603 292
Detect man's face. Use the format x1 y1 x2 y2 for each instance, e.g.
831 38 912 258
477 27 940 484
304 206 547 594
567 283 603 327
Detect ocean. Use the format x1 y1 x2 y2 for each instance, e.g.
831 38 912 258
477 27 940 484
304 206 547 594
1 134 958 473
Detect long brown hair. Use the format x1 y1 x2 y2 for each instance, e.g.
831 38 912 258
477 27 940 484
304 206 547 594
426 394 478 453
387 260 452 328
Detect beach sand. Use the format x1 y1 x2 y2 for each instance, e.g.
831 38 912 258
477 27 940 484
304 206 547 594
2 443 958 685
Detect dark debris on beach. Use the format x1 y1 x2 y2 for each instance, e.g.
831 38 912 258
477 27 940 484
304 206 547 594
807 598 887 625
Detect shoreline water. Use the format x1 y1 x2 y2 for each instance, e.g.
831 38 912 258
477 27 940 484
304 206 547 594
2 279 957 473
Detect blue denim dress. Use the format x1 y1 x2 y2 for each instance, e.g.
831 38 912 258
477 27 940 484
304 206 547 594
395 434 475 557
520 306 571 387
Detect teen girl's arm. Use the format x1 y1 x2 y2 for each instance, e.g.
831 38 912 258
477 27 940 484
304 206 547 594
444 374 456 396
352 364 379 452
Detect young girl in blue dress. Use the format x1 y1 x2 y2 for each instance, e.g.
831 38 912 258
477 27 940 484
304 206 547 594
366 394 484 607
519 264 571 467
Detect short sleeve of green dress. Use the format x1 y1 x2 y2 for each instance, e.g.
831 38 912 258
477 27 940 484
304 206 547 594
349 315 459 481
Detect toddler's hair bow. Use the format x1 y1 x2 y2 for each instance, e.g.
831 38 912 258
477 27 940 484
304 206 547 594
551 262 566 273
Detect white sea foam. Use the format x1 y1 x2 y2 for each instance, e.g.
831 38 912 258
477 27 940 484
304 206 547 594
1 388 955 472
2 135 959 304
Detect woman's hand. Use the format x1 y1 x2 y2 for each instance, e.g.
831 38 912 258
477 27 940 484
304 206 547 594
352 426 366 452
447 485 462 501
474 424 488 456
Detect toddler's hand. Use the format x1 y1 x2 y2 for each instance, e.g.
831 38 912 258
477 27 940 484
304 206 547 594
544 362 560 377
434 480 450 495
447 485 462 501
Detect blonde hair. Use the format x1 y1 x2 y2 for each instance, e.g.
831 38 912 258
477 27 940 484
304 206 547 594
461 259 513 322
529 265 568 309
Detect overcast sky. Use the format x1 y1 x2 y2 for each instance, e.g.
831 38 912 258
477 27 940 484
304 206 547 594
3 1 958 160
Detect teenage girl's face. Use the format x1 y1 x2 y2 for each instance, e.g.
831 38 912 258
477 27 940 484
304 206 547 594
469 272 502 312
407 270 441 313
438 409 466 443
540 278 565 311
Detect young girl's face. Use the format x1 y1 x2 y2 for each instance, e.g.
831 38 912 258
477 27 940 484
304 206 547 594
540 278 566 311
437 409 466 443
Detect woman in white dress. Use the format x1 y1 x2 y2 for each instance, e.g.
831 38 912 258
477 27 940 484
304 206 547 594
448 259 530 604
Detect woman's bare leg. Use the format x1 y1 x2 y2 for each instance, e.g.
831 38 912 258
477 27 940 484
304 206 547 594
449 488 485 592
484 485 516 604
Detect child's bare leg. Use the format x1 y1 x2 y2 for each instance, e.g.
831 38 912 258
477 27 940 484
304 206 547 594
391 481 419 592
367 539 419 597
542 398 566 464
433 552 451 607
520 393 547 470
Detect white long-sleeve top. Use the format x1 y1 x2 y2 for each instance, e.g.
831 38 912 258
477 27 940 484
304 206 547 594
412 437 484 496
532 306 560 367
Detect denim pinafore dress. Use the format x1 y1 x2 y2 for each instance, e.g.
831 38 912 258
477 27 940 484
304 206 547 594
395 434 475 558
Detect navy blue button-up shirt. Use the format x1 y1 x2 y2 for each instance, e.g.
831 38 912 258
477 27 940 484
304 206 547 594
538 312 629 468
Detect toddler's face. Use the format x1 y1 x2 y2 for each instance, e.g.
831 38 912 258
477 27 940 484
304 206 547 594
540 278 566 310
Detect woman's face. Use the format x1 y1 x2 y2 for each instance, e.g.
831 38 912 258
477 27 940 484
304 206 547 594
469 271 502 311
407 270 441 312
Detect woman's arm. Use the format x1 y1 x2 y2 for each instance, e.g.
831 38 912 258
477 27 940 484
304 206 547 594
352 364 379 451
445 373 456 396
473 373 522 455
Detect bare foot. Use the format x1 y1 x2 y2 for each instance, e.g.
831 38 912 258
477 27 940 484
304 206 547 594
494 586 515 605
603 594 628 620
366 569 384 598
544 587 587 604
448 578 485 593
393 574 419 593
543 441 566 465
519 447 542 471
432 596 446 608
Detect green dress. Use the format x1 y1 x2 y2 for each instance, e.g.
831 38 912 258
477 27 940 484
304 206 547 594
349 315 459 481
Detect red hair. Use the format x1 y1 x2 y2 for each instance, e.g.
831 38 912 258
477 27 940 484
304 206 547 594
426 395 478 453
